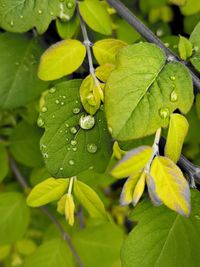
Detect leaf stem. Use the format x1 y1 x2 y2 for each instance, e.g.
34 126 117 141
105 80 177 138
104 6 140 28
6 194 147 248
9 157 84 267
106 0 200 93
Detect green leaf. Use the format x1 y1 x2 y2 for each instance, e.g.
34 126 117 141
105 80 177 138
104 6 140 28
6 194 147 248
93 39 127 65
0 192 30 245
79 0 112 35
56 15 79 40
74 180 108 220
105 43 193 141
111 146 153 179
0 144 9 183
10 122 43 168
0 33 48 109
0 245 11 261
169 0 186 6
0 0 76 34
95 63 115 83
178 36 192 60
73 223 124 267
181 0 200 15
27 178 69 207
24 238 73 267
16 239 37 256
39 79 112 177
165 114 189 163
121 190 200 267
150 156 190 216
190 21 200 72
38 39 86 81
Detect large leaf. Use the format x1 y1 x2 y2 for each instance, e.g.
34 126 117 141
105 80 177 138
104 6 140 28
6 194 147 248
0 33 48 109
79 0 112 35
38 39 86 81
190 21 200 72
0 0 76 34
24 238 73 267
165 114 189 163
38 79 112 177
150 156 190 216
0 193 30 245
27 178 69 207
105 43 193 141
121 190 200 267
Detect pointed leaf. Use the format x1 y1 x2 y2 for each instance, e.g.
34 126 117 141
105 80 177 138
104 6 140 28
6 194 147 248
111 146 153 179
27 178 69 207
95 63 115 83
65 194 75 226
178 36 192 60
165 113 189 163
38 39 86 81
132 172 146 206
146 173 162 206
150 156 190 216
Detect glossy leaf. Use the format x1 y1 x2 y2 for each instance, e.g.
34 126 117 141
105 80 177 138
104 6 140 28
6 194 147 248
74 180 108 220
93 39 127 65
0 0 76 34
150 156 190 216
0 193 30 245
178 36 192 60
165 113 189 163
38 39 86 81
79 0 112 35
111 146 153 179
39 79 112 177
105 43 193 141
27 178 69 207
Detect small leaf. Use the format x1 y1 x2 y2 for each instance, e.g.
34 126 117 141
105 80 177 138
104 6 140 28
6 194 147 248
38 39 86 81
27 178 69 207
56 15 79 40
95 63 115 83
165 113 189 163
16 239 37 256
111 146 153 179
65 194 75 226
146 173 162 206
74 180 108 220
0 144 9 183
132 172 146 206
79 0 112 35
0 245 11 261
93 39 127 65
178 36 192 60
150 156 190 216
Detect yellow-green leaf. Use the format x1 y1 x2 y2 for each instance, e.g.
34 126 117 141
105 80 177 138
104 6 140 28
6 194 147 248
38 39 86 81
169 0 186 6
57 194 66 215
111 146 153 179
65 194 75 226
133 172 146 206
150 156 190 216
146 173 162 206
178 36 193 60
79 0 112 35
0 245 11 261
27 178 69 207
74 180 108 220
93 39 127 65
120 172 141 205
165 113 189 163
95 63 115 83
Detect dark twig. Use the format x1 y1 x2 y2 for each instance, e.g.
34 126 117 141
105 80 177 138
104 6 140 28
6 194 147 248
106 0 200 92
9 157 84 267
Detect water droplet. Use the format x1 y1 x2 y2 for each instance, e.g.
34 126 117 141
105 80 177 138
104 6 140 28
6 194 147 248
156 29 163 37
71 140 77 146
38 9 43 14
87 143 97 153
195 215 200 220
55 100 60 104
70 127 77 134
59 130 63 133
15 62 19 66
86 93 96 106
69 159 75 166
50 11 54 16
52 115 55 119
67 147 71 151
10 20 14 27
73 107 80 114
49 87 56 93
41 144 47 149
159 108 169 119
41 106 47 113
65 123 69 128
72 147 77 152
75 100 79 104
79 115 95 130
170 76 176 81
67 1 74 9
37 117 44 127
60 167 64 171
89 166 94 170
62 95 66 99
43 153 49 158
170 90 178 102
61 102 65 106
20 15 24 19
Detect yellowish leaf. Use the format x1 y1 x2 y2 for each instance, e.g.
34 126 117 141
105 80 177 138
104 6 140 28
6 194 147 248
133 172 146 206
38 39 86 81
165 113 189 163
111 146 153 179
65 194 75 226
57 194 66 215
93 39 127 65
150 156 190 216
146 173 162 206
95 63 115 82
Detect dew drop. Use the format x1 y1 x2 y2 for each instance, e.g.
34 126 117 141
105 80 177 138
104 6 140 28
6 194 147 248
10 20 14 27
20 15 24 19
71 140 77 146
170 76 176 81
67 147 71 151
65 123 69 128
60 167 64 171
59 130 63 133
159 108 169 119
61 102 65 106
41 106 48 113
87 143 97 154
67 1 74 9
38 9 43 14
75 100 79 104
50 11 54 16
55 100 60 104
79 115 95 130
69 159 75 166
41 144 47 149
89 166 94 170
37 117 44 127
52 115 55 119
65 130 68 133
170 90 178 102
49 87 56 93
62 95 66 99
70 126 77 134
43 153 49 158
72 147 77 152
73 107 80 114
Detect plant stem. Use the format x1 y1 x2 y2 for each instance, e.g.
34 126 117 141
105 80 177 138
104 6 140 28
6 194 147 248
106 0 200 92
9 157 84 267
